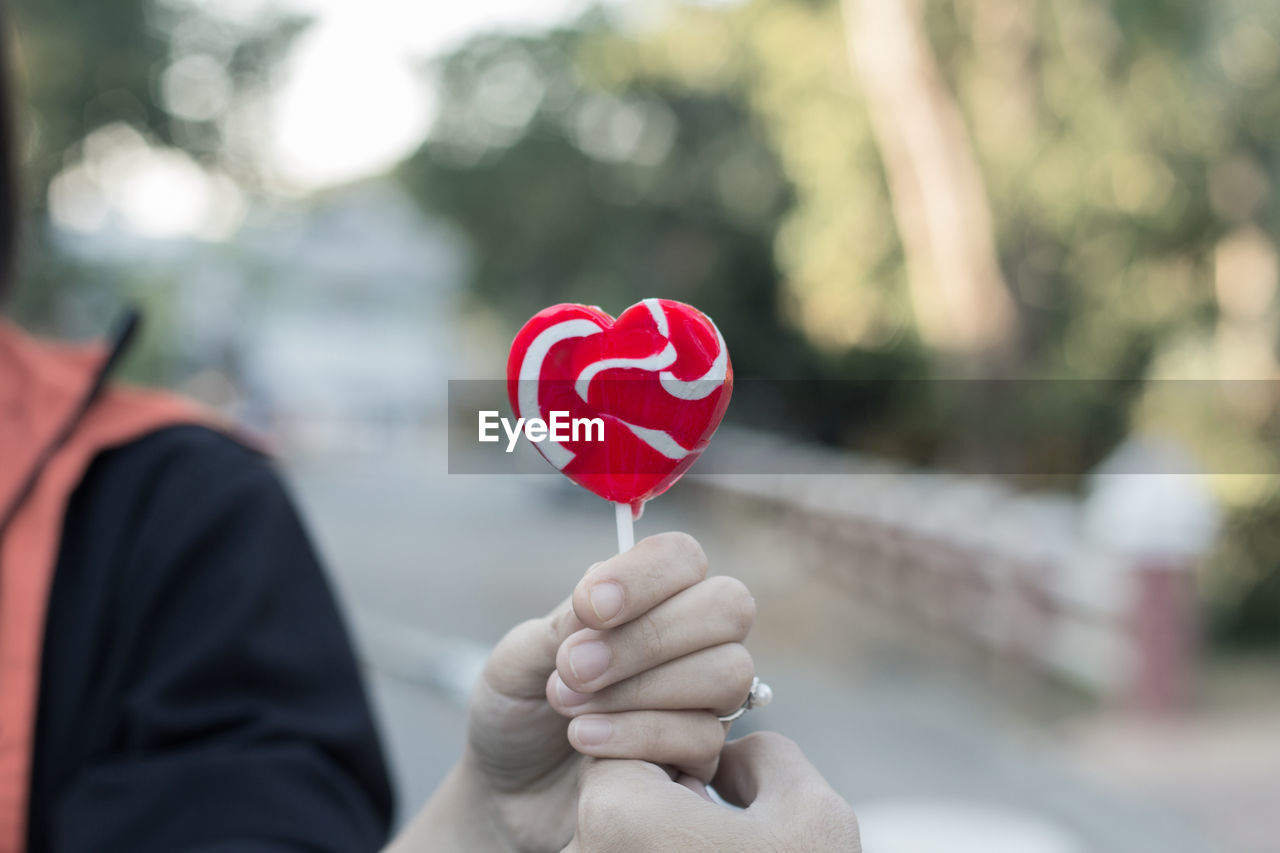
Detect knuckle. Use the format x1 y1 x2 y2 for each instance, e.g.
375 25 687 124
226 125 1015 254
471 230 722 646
626 713 666 755
708 575 756 636
839 808 862 850
745 730 803 761
806 793 861 848
807 786 849 814
656 712 725 765
632 610 666 661
484 618 543 681
695 713 730 760
578 783 631 834
691 712 732 758
712 644 755 712
600 668 646 711
504 617 543 654
725 642 756 691
659 531 708 579
545 612 570 649
618 673 646 709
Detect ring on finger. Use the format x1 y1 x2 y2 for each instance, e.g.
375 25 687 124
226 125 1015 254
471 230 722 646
717 676 773 723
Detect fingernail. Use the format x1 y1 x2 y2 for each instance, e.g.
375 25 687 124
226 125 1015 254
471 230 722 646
589 582 624 622
568 641 611 683
572 716 613 746
555 674 591 707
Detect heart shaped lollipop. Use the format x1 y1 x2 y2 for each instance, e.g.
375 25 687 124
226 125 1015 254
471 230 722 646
507 299 732 524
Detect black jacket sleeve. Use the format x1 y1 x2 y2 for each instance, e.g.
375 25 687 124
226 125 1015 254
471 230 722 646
28 426 394 853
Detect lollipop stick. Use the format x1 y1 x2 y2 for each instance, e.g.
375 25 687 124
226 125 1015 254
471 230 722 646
615 502 635 553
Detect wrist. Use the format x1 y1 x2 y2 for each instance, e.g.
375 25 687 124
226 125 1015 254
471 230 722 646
385 751 517 853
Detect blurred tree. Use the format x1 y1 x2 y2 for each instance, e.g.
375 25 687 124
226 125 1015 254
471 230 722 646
1207 494 1280 647
12 0 307 201
6 0 307 322
398 23 797 369
844 0 1016 361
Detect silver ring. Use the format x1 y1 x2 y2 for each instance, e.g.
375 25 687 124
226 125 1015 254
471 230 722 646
717 676 773 723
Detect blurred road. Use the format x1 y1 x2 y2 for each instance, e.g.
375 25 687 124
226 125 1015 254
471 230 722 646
283 442 1236 853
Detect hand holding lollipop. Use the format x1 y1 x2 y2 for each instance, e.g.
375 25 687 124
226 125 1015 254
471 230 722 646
392 299 772 851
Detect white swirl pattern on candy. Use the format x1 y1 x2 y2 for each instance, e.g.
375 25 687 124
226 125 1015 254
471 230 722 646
644 297 670 336
517 318 602 470
573 343 677 402
648 297 729 402
516 300 727 469
659 334 727 401
613 420 692 460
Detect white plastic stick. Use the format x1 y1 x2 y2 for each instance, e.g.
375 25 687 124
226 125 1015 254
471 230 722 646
615 502 634 553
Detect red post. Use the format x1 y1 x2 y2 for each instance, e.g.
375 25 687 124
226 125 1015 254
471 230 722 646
1127 560 1198 714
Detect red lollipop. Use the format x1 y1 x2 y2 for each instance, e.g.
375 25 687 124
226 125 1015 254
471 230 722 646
507 299 732 548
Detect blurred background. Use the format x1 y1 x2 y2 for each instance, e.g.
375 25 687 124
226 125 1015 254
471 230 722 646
6 0 1280 850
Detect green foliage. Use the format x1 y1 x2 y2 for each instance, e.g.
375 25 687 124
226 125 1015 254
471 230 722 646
6 0 307 328
12 0 170 211
1207 490 1280 648
12 0 306 204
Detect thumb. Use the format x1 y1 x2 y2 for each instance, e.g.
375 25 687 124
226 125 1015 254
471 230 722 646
482 590 586 700
711 732 830 814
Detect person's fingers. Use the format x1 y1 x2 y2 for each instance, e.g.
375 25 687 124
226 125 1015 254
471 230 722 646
483 591 585 699
711 732 834 813
560 759 673 853
556 575 755 692
713 734 862 849
676 773 715 802
547 642 755 717
566 709 728 780
579 754 676 789
571 532 708 631
576 759 699 832
567 741 860 853
571 759 751 851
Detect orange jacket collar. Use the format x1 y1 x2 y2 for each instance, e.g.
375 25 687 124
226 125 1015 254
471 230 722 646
0 315 211 853
0 318 120 530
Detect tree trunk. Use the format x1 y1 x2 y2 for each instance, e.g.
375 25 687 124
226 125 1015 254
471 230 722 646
842 0 1017 362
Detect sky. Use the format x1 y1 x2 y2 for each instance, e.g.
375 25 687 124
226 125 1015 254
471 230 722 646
263 0 596 188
